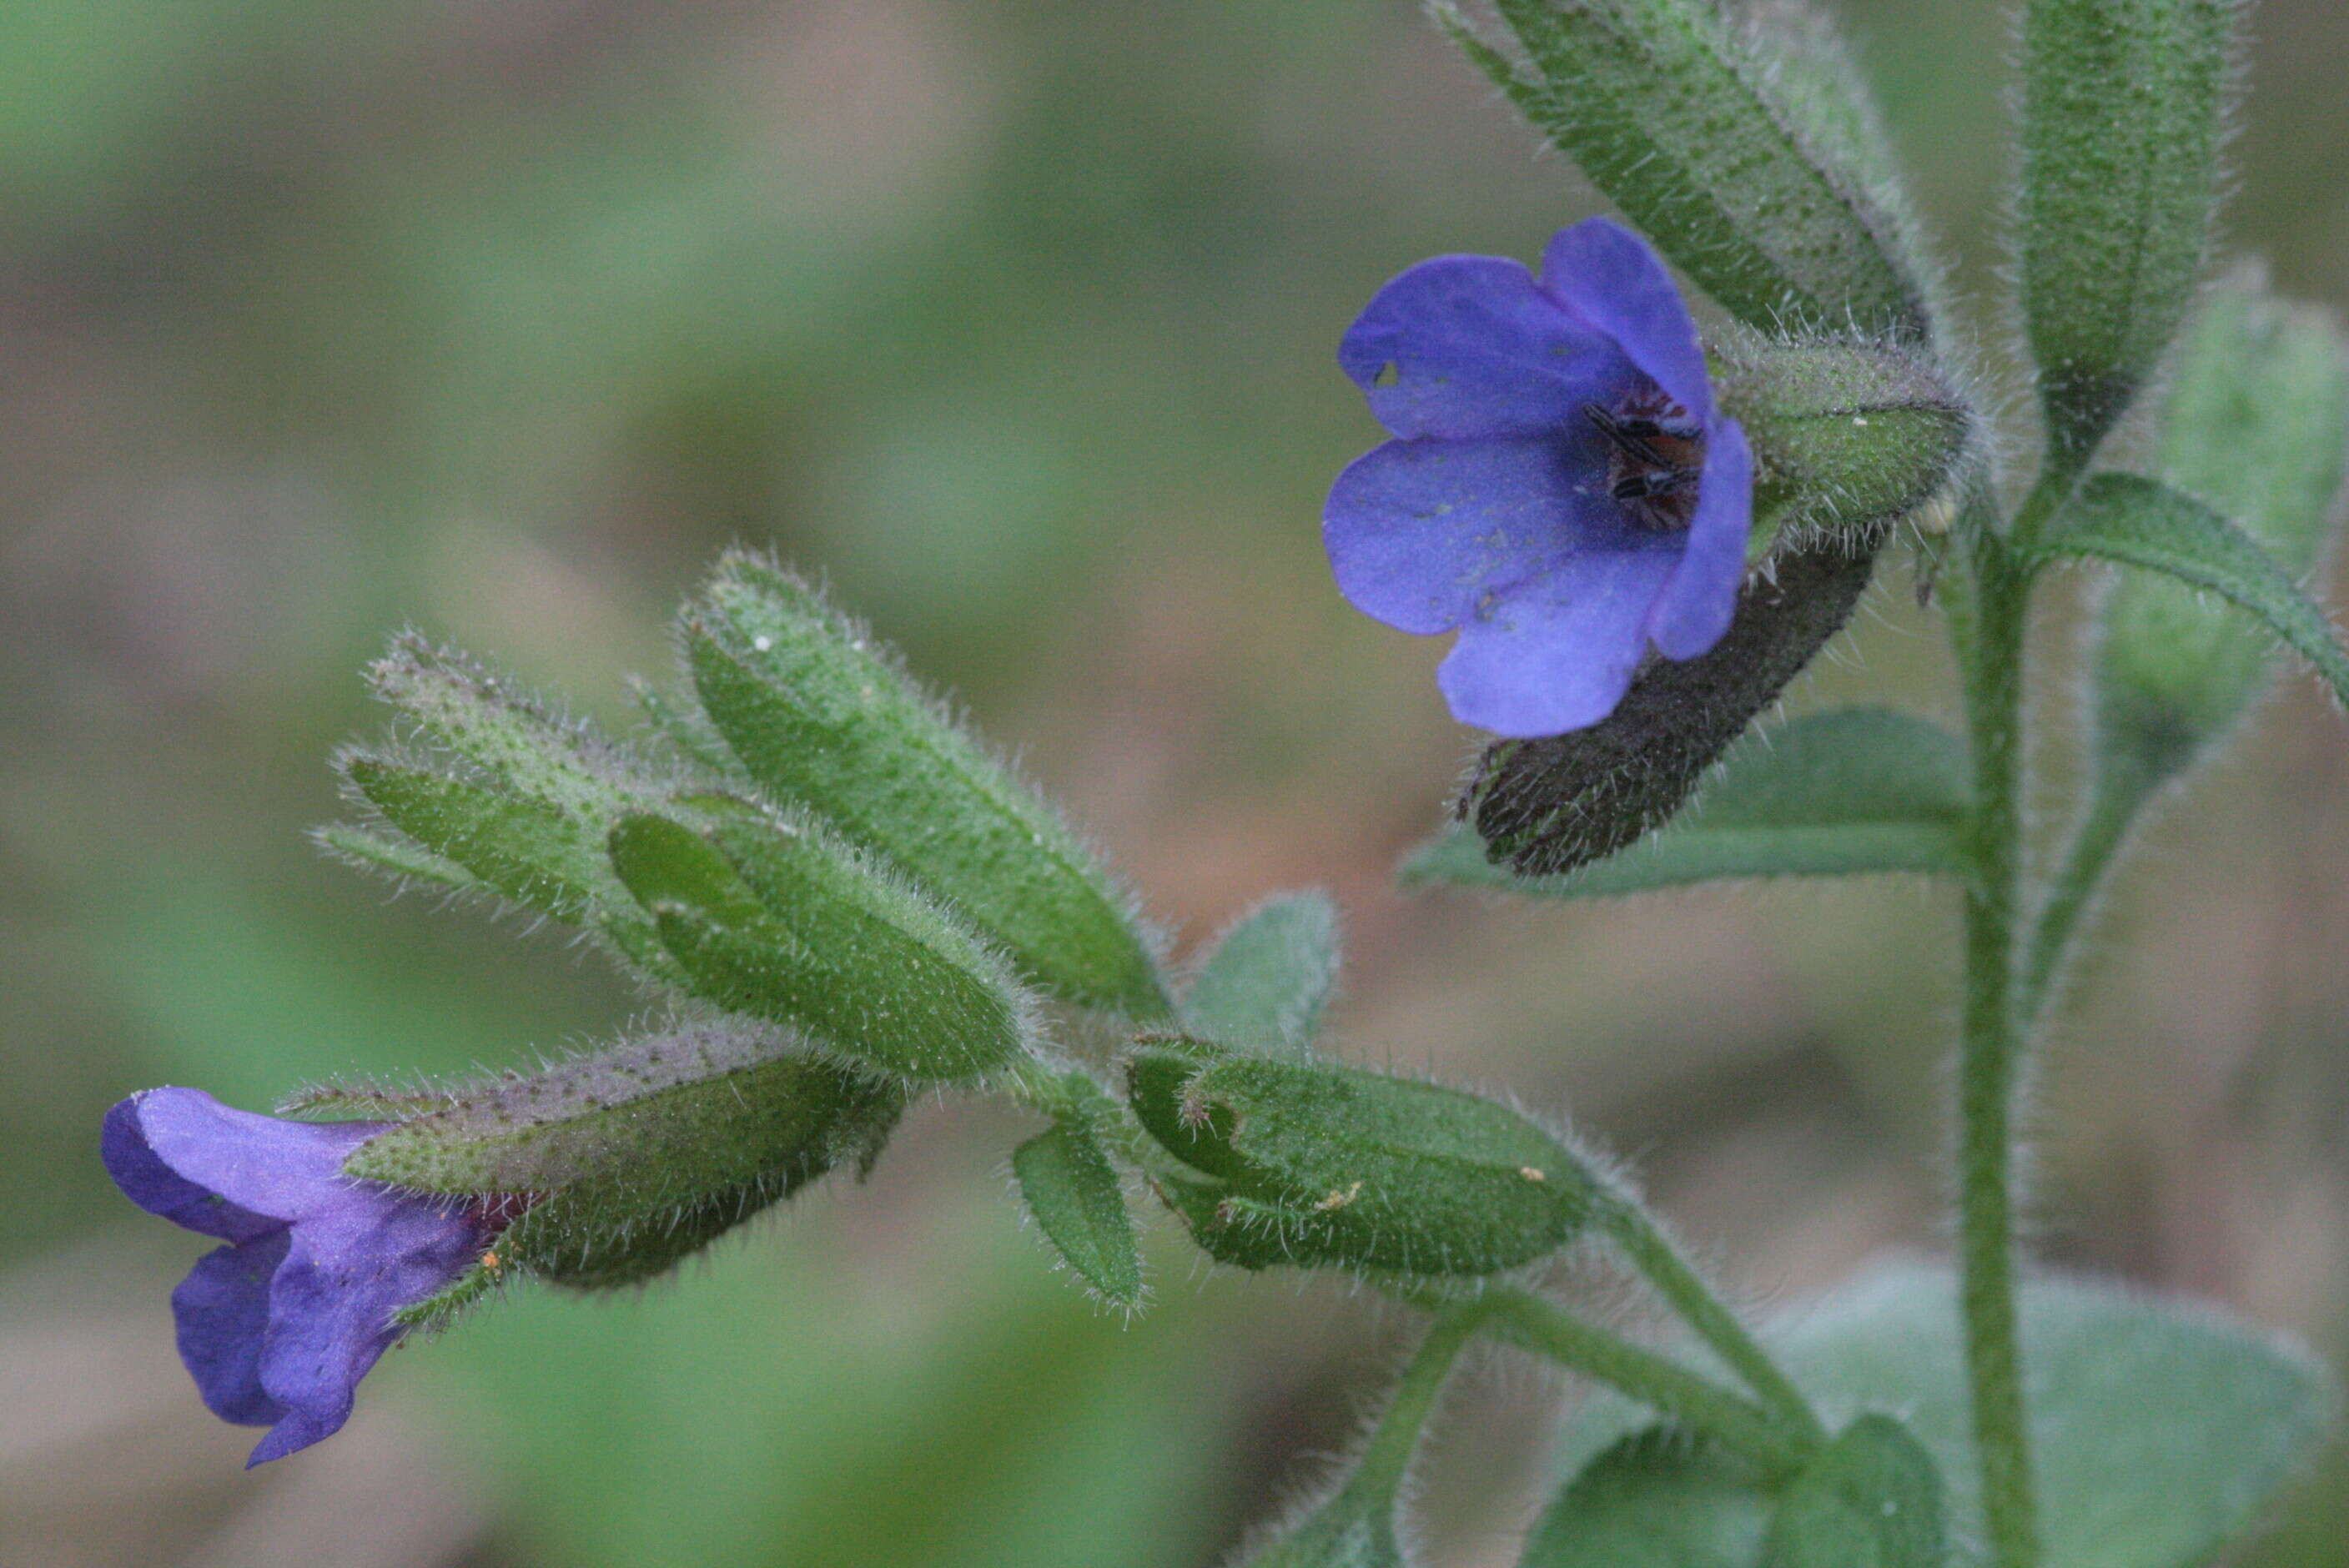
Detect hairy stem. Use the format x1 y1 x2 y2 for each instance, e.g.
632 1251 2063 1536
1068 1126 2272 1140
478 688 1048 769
1594 1194 1827 1444
1472 1287 1818 1477
2020 751 2164 1028
1348 1303 1492 1500
1948 475 2060 1568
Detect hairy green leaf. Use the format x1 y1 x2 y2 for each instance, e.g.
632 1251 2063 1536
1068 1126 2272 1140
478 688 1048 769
1449 0 1929 339
2096 276 2349 775
311 822 475 892
1013 1113 1144 1309
344 759 608 923
608 809 1035 1082
1762 1415 1944 1568
1181 891 1341 1056
630 675 749 782
1556 1260 2334 1568
2040 474 2349 711
1408 707 1970 898
1717 339 1973 545
686 553 1168 1018
2019 0 2242 460
366 632 650 822
1521 1430 1769 1568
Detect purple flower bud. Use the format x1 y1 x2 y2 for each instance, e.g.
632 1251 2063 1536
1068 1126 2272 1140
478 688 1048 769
1325 218 1753 738
101 1088 489 1465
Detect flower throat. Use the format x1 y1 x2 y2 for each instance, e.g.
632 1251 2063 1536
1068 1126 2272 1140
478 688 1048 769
1583 390 1704 530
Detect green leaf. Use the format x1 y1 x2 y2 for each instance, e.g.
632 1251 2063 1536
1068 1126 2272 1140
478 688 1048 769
2157 271 2349 550
630 675 750 782
343 758 609 924
604 810 770 923
1181 891 1341 1056
2018 0 2241 460
1447 0 1929 339
366 632 650 823
335 755 672 970
1726 1 1940 319
310 822 475 892
2038 473 2349 711
607 808 1037 1082
1556 1261 2336 1568
1520 1430 1769 1568
685 553 1169 1018
1406 708 1971 898
1013 1113 1144 1310
2096 274 2349 773
1762 1415 1944 1568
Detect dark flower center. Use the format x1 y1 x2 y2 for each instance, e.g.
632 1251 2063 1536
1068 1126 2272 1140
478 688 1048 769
1582 392 1704 530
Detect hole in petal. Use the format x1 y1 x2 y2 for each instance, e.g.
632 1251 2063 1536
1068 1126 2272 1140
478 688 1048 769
1372 361 1401 389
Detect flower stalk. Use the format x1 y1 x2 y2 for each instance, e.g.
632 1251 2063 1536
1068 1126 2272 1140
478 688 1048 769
1592 1192 1827 1445
1471 1286 1815 1476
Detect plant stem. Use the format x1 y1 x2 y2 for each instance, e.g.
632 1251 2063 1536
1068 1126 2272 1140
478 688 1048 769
1593 1194 1827 1445
1348 1303 1491 1500
2005 457 2084 555
1472 1287 1816 1477
1948 494 2046 1568
2019 753 2163 1028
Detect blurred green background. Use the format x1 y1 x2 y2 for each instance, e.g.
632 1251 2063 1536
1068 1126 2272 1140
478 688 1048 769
3 2 2346 1564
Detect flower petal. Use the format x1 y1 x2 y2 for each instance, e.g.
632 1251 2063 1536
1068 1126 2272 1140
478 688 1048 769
104 1096 279 1244
249 1189 480 1465
246 1405 352 1468
172 1233 292 1427
1340 254 1629 440
123 1088 385 1225
1645 415 1754 659
1542 219 1713 420
1436 548 1680 736
1325 435 1623 636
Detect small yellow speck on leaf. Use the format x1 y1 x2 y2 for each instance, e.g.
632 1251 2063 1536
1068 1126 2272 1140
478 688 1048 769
1315 1181 1364 1212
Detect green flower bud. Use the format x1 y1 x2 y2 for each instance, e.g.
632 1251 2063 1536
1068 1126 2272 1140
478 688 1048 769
343 1023 903 1294
677 552 1170 1018
326 636 673 972
2096 274 2349 779
1714 337 1973 553
2020 0 2243 462
1129 1042 1597 1276
607 802 1041 1082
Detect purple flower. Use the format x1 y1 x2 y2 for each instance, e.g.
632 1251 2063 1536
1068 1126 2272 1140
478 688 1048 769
102 1088 486 1465
1325 218 1753 737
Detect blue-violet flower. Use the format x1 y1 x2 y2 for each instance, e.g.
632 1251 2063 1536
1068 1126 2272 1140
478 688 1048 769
103 1088 489 1465
1325 218 1753 737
